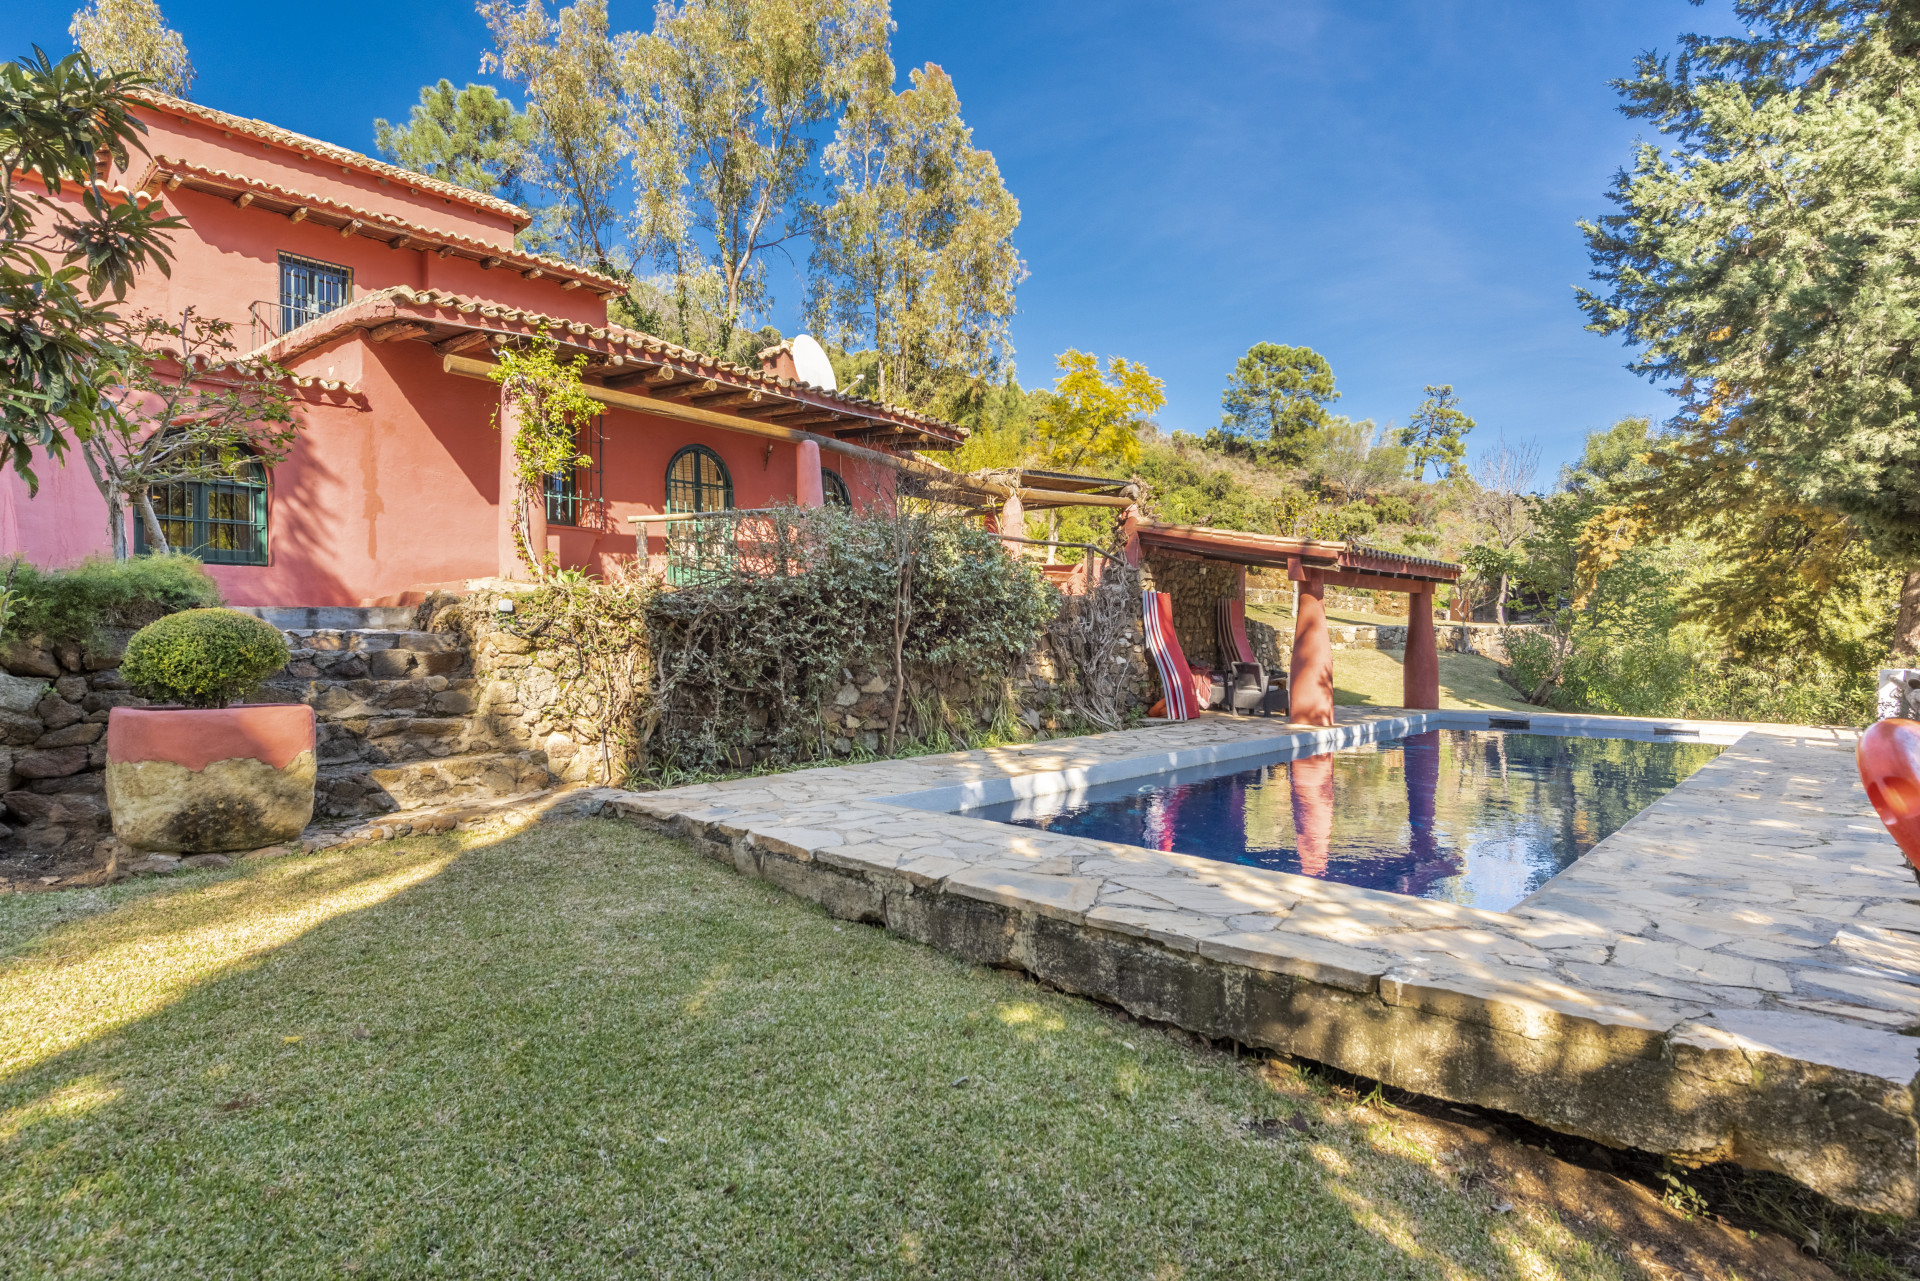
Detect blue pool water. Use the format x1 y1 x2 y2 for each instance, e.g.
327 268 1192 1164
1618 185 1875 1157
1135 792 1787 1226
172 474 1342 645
968 730 1725 912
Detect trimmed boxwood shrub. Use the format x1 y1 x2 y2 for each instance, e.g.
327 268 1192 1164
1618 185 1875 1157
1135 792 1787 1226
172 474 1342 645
120 608 290 708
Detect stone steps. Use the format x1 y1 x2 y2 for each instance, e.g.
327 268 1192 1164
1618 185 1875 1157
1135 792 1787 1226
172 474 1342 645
251 614 557 820
235 606 420 630
316 750 555 818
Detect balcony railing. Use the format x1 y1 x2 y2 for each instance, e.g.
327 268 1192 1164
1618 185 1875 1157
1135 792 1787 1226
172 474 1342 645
247 299 337 351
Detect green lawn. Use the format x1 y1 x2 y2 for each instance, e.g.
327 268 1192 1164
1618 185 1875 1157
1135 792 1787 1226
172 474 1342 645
1329 647 1536 713
1248 605 1534 713
1 820 1662 1279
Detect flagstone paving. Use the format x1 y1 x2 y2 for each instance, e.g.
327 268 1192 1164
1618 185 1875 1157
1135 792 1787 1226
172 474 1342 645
570 709 1920 1216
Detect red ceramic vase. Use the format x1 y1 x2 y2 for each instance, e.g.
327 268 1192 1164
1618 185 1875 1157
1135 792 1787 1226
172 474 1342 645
1857 718 1920 872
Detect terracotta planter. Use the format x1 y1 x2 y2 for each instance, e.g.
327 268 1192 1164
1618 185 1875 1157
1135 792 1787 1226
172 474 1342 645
106 704 317 853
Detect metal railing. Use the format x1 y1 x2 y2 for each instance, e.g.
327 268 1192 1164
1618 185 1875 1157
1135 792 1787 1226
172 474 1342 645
631 508 808 586
247 299 350 351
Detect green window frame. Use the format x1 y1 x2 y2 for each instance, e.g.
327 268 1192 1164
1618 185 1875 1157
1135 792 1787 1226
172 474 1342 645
821 467 851 508
132 457 270 565
665 444 733 513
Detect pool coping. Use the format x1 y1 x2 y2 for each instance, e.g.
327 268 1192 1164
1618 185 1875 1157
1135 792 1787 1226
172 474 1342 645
573 709 1920 1215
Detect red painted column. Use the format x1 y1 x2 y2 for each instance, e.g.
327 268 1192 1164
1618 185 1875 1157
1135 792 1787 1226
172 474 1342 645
796 438 824 507
497 388 521 579
1000 490 1025 556
1404 588 1440 709
1289 751 1335 877
1289 573 1334 727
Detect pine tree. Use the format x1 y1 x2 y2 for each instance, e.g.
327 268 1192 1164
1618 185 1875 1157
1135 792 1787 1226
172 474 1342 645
375 81 534 204
1580 0 1920 654
1400 384 1474 482
1216 342 1338 463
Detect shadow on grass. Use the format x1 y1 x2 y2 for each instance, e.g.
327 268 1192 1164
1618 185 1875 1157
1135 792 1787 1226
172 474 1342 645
0 819 1848 1278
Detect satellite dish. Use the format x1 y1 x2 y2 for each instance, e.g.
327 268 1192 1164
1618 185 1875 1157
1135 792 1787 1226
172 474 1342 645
789 334 837 392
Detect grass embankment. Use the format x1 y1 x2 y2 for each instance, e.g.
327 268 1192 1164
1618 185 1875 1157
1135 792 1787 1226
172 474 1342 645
1247 606 1535 713
0 822 1891 1278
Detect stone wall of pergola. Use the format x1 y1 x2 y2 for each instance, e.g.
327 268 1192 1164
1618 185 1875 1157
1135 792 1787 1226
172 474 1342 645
1121 516 1462 727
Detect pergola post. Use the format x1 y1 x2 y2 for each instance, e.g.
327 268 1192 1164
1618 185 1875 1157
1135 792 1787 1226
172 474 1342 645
796 438 824 507
999 490 1026 555
1404 588 1439 709
1289 572 1334 727
498 387 524 579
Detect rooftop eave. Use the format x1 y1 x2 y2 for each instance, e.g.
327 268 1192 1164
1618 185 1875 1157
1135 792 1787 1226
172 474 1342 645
249 287 969 451
130 88 534 230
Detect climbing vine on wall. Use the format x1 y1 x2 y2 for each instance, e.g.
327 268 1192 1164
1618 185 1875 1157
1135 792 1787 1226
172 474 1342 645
489 332 595 575
485 503 1060 781
642 503 1058 776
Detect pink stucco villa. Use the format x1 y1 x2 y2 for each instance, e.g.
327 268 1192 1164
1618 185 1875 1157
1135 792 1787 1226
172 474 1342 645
2 89 965 605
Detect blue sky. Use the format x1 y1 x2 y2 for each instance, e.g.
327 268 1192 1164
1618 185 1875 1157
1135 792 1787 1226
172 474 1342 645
15 0 1737 475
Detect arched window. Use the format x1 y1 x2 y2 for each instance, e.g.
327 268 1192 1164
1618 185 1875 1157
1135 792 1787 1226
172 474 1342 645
665 444 732 513
821 467 851 508
133 454 269 565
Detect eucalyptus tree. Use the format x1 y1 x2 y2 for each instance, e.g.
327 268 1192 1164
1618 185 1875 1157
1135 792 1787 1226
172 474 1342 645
808 58 1023 408
480 0 632 272
622 0 889 357
1579 0 1920 653
68 0 193 97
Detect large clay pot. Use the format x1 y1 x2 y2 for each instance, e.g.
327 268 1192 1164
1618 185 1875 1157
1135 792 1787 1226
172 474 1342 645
1859 717 1920 873
106 704 316 853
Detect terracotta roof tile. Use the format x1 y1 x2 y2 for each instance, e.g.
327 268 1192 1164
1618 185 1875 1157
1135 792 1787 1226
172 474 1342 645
144 157 622 291
131 89 533 228
246 285 968 448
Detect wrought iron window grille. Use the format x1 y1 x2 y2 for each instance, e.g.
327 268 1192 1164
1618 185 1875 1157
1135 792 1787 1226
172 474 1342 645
545 415 607 529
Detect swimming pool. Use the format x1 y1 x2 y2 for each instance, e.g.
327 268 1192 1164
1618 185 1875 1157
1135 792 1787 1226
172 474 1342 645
964 729 1725 912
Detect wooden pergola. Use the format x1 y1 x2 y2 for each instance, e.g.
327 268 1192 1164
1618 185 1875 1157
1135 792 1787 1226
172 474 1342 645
1123 517 1462 727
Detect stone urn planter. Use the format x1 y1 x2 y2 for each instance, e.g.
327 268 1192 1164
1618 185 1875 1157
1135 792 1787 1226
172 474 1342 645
105 704 316 852
103 607 311 854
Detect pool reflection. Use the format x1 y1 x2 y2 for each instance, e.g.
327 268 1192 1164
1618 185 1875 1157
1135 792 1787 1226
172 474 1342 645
972 730 1724 912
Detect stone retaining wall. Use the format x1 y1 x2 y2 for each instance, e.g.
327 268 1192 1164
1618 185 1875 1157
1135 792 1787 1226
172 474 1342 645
0 630 140 869
441 584 1163 782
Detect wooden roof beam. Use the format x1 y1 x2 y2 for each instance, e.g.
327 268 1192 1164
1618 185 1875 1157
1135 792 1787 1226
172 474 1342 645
370 320 431 343
434 331 492 355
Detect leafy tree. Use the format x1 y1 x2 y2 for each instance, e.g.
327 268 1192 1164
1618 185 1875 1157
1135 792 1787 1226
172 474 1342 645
1216 342 1338 462
68 0 193 97
81 309 299 559
480 0 632 272
1303 417 1407 501
1465 435 1539 623
1579 0 1920 653
624 0 888 356
810 59 1023 408
375 80 535 204
1399 383 1474 481
1 48 180 489
1033 350 1163 475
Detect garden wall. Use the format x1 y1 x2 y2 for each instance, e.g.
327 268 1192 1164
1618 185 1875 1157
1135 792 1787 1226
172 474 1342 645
0 630 140 870
442 583 1162 779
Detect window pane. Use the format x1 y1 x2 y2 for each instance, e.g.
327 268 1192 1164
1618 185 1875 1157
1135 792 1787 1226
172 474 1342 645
280 256 350 335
